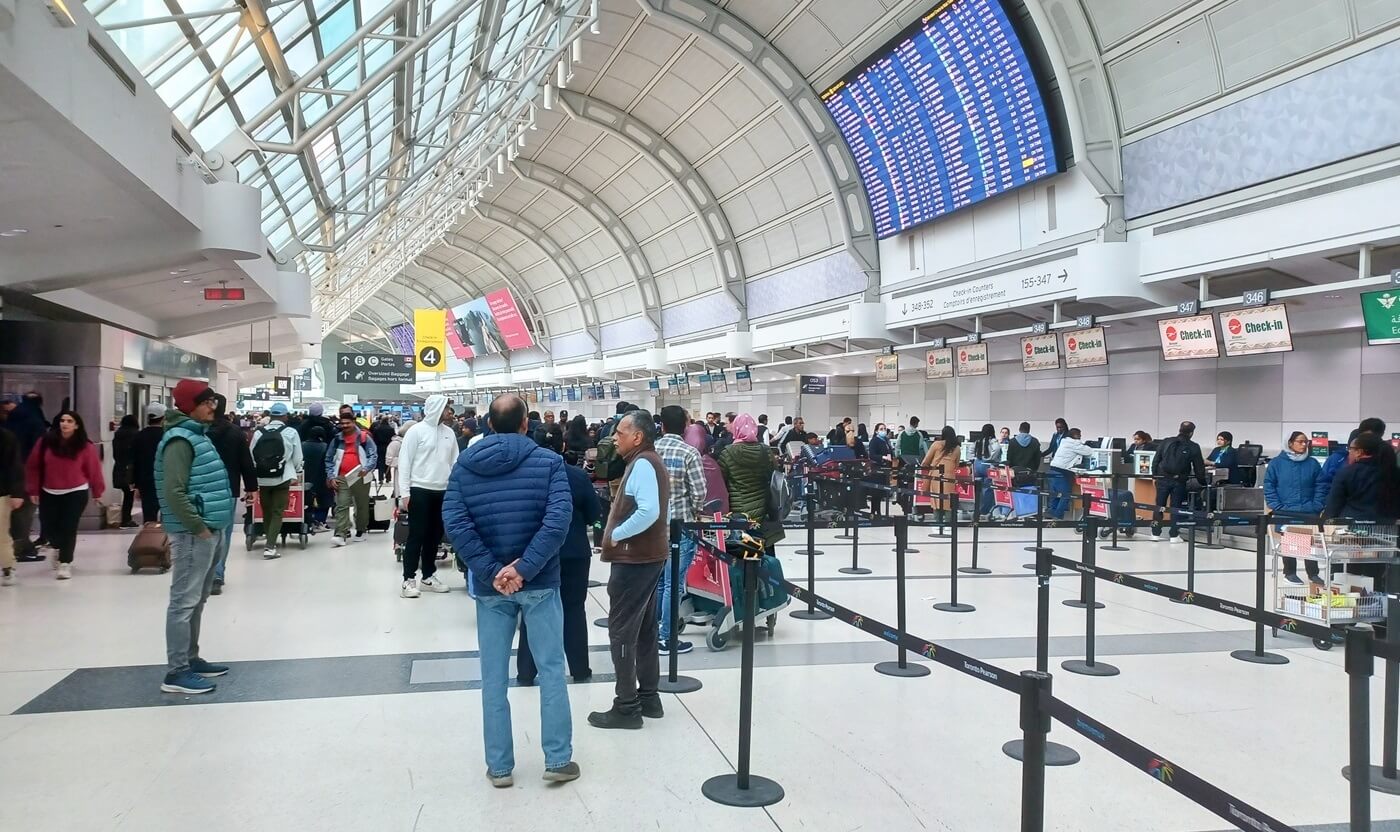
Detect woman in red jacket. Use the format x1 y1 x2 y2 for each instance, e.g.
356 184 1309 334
26 411 105 580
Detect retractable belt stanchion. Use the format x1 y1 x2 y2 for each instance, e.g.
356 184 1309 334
960 484 991 574
1063 497 1104 611
1063 518 1119 677
838 482 870 575
702 555 785 808
1231 515 1289 665
928 465 949 539
1101 472 1129 552
875 516 931 679
1170 515 1198 605
1015 670 1052 832
1004 546 1081 767
658 520 703 694
835 480 856 541
1024 471 1045 555
1341 624 1375 826
1196 484 1225 550
1361 565 1400 794
891 472 919 554
791 481 833 622
934 492 975 613
792 475 823 557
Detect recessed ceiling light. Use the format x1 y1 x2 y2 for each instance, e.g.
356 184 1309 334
181 279 193 284
0 229 27 237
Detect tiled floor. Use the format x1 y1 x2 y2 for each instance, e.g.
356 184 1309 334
1 523 1395 830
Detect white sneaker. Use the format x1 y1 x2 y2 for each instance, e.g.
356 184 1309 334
419 575 450 593
1150 532 1163 542
1169 535 1183 544
56 563 71 580
2 568 14 586
401 579 421 598
263 548 280 559
331 536 348 548
352 533 366 544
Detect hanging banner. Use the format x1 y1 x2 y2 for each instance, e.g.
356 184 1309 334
735 369 752 392
1020 333 1059 371
955 342 989 377
875 354 899 382
799 375 828 395
712 371 728 394
1219 304 1293 356
698 373 712 394
1062 327 1108 369
1362 289 1400 345
413 309 447 373
925 347 953 380
444 288 536 359
1157 314 1218 361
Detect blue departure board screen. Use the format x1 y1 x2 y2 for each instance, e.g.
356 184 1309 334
821 0 1061 239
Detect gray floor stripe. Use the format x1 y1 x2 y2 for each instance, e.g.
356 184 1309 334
13 629 1305 715
809 567 1251 583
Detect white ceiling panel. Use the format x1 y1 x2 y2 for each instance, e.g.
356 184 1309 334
771 7 845 77
1108 19 1221 130
1080 0 1203 48
1356 0 1400 32
725 0 798 36
1210 0 1352 88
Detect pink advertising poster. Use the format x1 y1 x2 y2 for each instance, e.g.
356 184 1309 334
445 288 536 359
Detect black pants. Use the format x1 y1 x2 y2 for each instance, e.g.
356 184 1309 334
1152 480 1188 537
868 490 884 517
120 486 136 525
138 482 160 524
10 499 37 556
607 560 666 711
401 488 445 581
518 556 592 681
39 489 88 564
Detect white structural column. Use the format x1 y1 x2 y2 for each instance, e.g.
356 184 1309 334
473 204 603 356
512 158 664 345
558 89 748 328
636 0 880 295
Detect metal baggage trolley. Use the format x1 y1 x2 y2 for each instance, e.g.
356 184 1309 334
246 485 309 551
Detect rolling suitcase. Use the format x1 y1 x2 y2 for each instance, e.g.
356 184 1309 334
127 522 171 574
393 513 410 562
367 481 394 532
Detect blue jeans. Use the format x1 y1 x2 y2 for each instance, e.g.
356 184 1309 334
655 533 696 643
166 531 219 674
1047 468 1073 519
476 588 573 777
213 523 234 583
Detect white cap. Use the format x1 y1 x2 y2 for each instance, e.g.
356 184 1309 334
145 402 167 420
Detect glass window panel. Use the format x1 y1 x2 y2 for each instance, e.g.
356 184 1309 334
233 71 277 118
190 103 238 148
316 2 357 53
284 34 320 77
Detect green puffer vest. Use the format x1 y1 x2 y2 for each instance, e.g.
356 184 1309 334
154 415 235 532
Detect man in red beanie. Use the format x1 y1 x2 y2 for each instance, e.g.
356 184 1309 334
157 380 235 695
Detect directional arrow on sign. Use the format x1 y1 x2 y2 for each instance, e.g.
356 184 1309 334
1057 269 1068 282
339 370 350 381
339 355 353 367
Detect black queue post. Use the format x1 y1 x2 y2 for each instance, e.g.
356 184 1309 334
875 515 930 679
1230 515 1289 666
657 519 703 695
1003 546 1081 767
791 478 832 622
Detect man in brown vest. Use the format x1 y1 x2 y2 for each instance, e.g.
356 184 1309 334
589 410 671 730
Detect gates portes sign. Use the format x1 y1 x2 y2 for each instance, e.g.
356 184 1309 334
1063 326 1107 369
337 353 416 385
955 342 988 377
1219 303 1293 356
1157 313 1219 361
1020 333 1059 372
926 347 953 379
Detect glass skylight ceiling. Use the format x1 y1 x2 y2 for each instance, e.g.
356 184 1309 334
83 0 593 331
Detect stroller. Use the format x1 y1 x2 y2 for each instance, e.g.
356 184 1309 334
682 519 790 651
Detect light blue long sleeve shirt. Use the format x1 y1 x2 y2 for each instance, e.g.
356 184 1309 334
613 457 661 541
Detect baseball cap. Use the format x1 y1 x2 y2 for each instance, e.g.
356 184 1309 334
172 379 216 414
145 402 167 420
270 402 289 416
309 402 324 417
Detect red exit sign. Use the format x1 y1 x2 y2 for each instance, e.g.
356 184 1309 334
204 287 246 301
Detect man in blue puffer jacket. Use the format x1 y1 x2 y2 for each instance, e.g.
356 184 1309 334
443 394 578 787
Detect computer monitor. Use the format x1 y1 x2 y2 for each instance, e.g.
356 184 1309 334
1110 438 1126 450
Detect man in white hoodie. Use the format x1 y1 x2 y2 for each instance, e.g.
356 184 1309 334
398 395 458 598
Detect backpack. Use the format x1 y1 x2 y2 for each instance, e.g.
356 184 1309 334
594 436 626 481
767 469 793 521
253 426 287 480
1158 438 1190 478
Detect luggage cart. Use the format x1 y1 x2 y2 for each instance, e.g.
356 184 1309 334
683 524 790 652
1272 523 1399 650
246 485 308 551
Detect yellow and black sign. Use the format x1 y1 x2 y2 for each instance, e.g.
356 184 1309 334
413 308 447 373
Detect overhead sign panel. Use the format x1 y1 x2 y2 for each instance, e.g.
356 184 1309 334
1020 333 1059 371
875 354 899 382
926 347 953 379
1158 314 1219 361
337 353 416 385
1362 289 1400 346
413 309 447 373
887 258 1076 326
1062 327 1108 369
956 342 989 376
1219 304 1293 357
799 375 828 395
821 0 1061 239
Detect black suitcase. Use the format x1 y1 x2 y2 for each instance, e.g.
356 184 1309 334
393 514 409 561
367 494 393 532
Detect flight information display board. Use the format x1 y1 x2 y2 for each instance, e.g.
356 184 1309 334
821 0 1060 239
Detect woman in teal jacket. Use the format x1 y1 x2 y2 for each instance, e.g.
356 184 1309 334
1264 431 1322 584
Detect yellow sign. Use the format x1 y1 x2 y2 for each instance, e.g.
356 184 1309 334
413 309 447 373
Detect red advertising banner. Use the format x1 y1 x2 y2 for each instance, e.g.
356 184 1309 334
446 288 536 359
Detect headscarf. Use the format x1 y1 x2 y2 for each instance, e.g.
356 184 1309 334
731 413 759 443
684 423 711 454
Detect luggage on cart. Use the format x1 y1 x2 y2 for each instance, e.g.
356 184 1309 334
246 486 308 551
1091 488 1137 537
683 527 791 651
127 522 171 574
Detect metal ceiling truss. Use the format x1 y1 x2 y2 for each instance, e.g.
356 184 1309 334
438 233 553 344
635 0 881 295
512 158 663 345
348 310 395 352
402 259 482 306
473 203 602 355
558 88 748 329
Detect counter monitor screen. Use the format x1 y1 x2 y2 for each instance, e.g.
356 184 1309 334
821 0 1061 239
